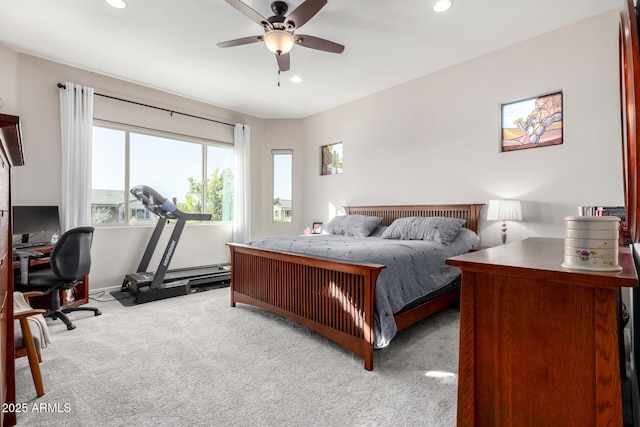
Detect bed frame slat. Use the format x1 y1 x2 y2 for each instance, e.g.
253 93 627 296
229 203 484 370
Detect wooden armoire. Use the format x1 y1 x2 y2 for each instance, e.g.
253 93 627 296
0 114 24 427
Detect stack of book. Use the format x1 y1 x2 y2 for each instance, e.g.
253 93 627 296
577 206 626 217
577 206 629 244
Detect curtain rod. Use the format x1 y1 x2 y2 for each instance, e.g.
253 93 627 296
57 83 235 128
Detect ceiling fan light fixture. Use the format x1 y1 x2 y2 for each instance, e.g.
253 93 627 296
105 0 126 8
433 0 452 13
264 30 295 55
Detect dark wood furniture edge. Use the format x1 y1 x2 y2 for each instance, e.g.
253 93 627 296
447 238 638 289
228 203 483 370
620 0 640 243
1 113 23 427
0 114 25 168
395 287 461 332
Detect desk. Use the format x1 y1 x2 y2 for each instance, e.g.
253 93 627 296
446 238 638 426
13 245 89 309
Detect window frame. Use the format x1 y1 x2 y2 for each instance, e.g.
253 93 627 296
272 149 293 223
92 119 233 226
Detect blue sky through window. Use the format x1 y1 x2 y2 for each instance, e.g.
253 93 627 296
273 153 292 200
92 126 233 205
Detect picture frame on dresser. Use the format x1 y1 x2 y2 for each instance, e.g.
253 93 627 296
312 222 322 234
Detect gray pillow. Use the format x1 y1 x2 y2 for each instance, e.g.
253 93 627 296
450 227 480 249
369 225 388 238
381 216 467 245
325 215 383 237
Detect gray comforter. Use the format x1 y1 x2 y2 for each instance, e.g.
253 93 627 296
248 230 477 348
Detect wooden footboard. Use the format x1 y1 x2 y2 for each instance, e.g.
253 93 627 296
228 243 385 370
229 203 484 371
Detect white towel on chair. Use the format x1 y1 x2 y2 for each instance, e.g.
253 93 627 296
13 292 51 348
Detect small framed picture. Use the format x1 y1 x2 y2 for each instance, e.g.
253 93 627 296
320 142 343 175
312 222 323 234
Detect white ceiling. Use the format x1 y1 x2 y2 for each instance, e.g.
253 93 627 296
0 0 623 119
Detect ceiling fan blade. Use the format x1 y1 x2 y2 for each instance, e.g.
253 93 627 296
217 35 264 48
276 53 290 72
224 0 273 29
285 0 327 30
295 35 344 54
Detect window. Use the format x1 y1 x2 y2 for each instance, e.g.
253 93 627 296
272 149 293 223
92 127 126 224
91 123 233 225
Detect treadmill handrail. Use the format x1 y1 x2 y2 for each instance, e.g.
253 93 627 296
130 185 212 221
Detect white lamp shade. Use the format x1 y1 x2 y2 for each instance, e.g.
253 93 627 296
264 30 295 55
487 199 522 221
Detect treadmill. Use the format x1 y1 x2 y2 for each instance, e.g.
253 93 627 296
122 185 231 304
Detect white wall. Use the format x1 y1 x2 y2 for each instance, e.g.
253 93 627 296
256 119 305 238
0 43 18 113
290 11 623 247
7 54 267 290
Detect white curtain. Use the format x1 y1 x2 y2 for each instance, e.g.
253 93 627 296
59 82 94 232
233 124 251 243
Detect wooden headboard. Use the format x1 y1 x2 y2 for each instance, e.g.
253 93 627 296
344 203 485 234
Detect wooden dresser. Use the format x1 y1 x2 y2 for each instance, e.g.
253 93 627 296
0 114 24 427
446 238 638 426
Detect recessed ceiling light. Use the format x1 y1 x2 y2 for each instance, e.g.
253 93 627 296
106 0 126 9
433 0 452 13
291 76 303 83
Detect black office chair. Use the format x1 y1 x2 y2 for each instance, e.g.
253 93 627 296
15 226 101 330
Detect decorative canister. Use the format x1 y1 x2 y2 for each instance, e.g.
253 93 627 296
561 216 622 272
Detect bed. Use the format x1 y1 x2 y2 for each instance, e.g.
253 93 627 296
227 203 484 370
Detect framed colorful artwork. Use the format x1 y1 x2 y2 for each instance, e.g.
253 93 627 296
501 91 563 152
320 142 343 175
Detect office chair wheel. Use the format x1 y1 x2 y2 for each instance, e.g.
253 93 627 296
49 311 77 330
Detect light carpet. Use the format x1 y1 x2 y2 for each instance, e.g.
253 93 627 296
14 287 460 426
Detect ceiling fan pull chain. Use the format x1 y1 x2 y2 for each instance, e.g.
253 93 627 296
278 69 281 87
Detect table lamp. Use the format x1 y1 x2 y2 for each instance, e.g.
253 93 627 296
487 199 522 244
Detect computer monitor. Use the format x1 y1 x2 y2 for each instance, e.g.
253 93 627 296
12 205 61 244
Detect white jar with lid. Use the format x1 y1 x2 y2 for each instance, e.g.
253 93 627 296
562 216 621 271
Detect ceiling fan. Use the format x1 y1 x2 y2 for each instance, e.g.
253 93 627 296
217 0 345 72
